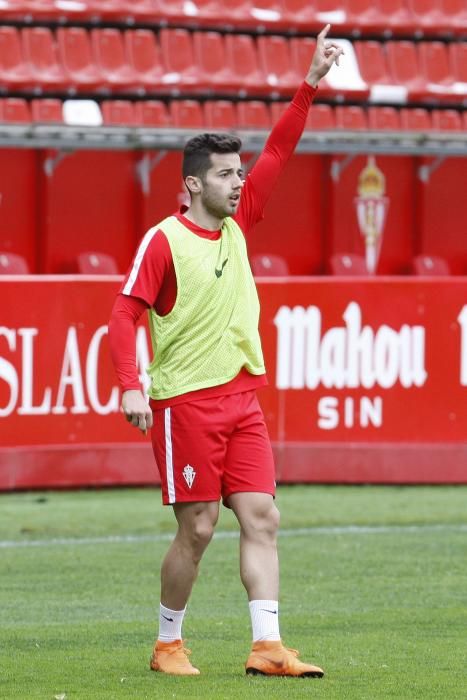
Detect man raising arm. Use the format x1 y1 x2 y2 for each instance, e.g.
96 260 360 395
108 25 343 678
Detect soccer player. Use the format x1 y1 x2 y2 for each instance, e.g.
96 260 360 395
108 25 343 678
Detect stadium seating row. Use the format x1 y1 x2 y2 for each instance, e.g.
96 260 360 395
0 0 465 37
0 250 456 276
1 97 465 131
0 26 466 104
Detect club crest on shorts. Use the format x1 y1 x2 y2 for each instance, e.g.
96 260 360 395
182 464 196 488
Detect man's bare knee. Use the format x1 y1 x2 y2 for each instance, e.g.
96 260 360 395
230 493 280 542
254 502 280 540
174 501 219 561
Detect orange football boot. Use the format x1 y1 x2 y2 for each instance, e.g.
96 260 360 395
245 640 324 678
150 639 200 675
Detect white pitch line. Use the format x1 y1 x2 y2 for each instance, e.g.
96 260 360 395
1 524 467 550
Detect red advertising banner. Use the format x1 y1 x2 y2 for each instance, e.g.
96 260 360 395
0 276 466 489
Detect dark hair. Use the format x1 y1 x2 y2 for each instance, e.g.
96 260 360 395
182 133 242 182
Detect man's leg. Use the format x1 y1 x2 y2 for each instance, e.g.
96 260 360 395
151 500 219 675
228 491 324 678
227 492 279 601
161 500 220 609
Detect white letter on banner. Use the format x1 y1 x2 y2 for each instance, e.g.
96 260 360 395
459 305 467 386
399 325 427 387
274 306 306 389
305 306 321 390
86 326 120 414
274 305 321 390
0 327 18 417
343 303 376 389
317 396 339 429
52 327 89 414
17 328 52 415
411 327 427 387
320 327 346 388
360 396 383 428
374 326 400 389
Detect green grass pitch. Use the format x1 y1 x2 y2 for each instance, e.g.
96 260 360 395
1 485 466 699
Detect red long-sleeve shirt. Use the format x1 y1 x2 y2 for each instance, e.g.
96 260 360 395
109 82 317 407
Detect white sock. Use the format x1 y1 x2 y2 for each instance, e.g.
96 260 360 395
158 604 186 642
249 599 281 642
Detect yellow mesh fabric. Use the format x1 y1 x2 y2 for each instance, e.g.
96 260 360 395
147 215 265 400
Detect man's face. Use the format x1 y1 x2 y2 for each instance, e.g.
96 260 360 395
198 152 244 219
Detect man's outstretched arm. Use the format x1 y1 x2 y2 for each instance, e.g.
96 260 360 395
236 25 344 233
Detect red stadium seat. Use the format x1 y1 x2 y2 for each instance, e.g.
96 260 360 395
449 42 467 86
127 0 163 21
24 0 90 20
0 1 30 21
224 34 267 96
31 98 63 123
76 251 119 274
250 253 289 276
0 26 34 90
306 104 335 130
386 41 429 101
335 105 368 130
257 35 301 97
0 97 31 122
156 0 196 23
249 0 286 30
411 255 450 275
282 0 320 31
124 30 165 93
431 109 462 131
206 0 254 28
376 0 416 36
204 100 237 129
57 28 104 92
185 0 229 25
101 100 136 125
345 0 388 34
442 0 467 36
329 253 368 275
289 36 316 74
236 101 271 129
419 42 458 102
91 29 139 92
355 41 391 85
192 31 240 92
134 100 170 127
22 28 69 92
355 41 407 104
86 0 132 21
169 100 204 128
314 0 350 32
407 0 450 35
368 106 401 130
87 0 161 22
159 28 206 92
0 252 30 274
399 107 432 130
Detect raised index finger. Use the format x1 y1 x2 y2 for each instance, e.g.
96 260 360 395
317 23 331 42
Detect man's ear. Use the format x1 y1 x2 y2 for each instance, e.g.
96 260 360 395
185 175 202 195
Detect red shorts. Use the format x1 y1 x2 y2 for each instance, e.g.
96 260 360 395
151 390 276 505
